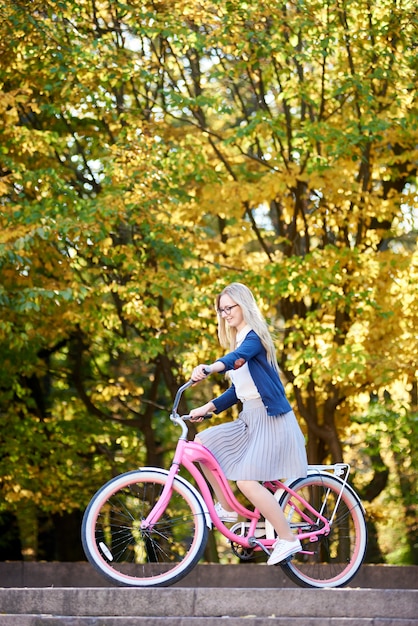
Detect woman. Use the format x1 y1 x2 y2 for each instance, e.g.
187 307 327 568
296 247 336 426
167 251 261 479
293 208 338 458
190 282 307 565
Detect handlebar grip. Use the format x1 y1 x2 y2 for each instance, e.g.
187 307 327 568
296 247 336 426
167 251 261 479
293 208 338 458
183 413 212 421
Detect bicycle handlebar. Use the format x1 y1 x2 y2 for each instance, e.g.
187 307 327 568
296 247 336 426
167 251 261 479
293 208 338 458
171 368 212 417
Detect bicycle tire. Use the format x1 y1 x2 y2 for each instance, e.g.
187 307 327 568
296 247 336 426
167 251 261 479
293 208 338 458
278 473 367 588
81 469 209 587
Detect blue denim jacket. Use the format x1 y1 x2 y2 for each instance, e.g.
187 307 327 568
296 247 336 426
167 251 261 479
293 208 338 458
212 330 292 417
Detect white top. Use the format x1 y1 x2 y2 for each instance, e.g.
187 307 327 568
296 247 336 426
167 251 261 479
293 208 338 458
229 325 261 402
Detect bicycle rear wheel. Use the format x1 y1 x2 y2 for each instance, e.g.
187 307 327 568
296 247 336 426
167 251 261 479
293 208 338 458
82 469 209 587
279 473 367 588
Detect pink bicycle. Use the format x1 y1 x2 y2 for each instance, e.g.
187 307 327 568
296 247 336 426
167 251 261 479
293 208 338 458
82 378 367 588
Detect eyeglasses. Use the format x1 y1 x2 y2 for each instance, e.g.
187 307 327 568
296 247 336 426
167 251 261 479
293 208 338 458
217 304 239 316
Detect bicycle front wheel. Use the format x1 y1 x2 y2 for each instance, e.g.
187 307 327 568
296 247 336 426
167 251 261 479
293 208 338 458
81 469 209 587
279 473 367 588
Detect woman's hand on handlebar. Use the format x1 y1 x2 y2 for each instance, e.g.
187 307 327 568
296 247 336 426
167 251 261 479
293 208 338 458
189 401 216 422
191 364 211 383
191 361 225 384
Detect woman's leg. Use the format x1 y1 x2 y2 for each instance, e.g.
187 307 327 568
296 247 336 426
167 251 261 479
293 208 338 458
237 480 294 541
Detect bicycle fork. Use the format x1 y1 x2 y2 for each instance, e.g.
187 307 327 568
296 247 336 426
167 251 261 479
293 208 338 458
140 465 178 531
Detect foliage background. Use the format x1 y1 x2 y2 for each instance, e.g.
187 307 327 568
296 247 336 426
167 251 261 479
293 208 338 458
0 0 416 564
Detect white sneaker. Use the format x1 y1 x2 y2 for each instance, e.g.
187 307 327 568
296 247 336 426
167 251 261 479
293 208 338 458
267 537 301 566
214 502 238 523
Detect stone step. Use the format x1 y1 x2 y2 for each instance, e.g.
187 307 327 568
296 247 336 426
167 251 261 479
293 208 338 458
0 617 416 626
1 562 417 589
0 588 416 625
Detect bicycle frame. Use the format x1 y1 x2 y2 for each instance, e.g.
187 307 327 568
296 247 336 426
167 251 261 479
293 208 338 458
141 381 338 552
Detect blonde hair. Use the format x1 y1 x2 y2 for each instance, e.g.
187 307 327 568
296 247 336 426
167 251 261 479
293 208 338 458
215 283 280 374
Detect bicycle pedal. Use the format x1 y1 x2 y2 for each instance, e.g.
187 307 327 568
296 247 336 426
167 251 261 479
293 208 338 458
248 537 270 555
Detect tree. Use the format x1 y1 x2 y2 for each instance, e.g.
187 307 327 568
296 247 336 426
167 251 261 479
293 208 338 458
0 0 416 562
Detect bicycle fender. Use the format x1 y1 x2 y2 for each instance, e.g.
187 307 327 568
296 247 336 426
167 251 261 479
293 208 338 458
138 466 213 528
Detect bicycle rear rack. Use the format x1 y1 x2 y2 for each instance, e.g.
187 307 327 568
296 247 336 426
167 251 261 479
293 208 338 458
307 463 350 480
306 464 351 527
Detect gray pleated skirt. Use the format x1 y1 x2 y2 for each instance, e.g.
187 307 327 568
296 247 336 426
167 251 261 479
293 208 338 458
198 398 308 481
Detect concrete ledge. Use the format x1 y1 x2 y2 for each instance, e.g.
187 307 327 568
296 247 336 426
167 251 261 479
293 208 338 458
0 562 416 589
0 615 418 626
0 618 417 626
0 588 417 619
